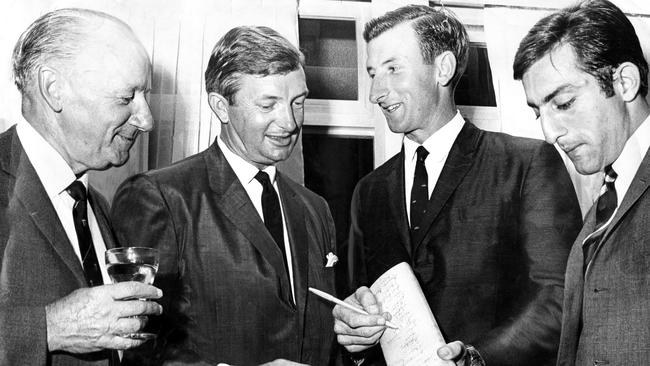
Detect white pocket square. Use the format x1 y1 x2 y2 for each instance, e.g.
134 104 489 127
325 252 338 267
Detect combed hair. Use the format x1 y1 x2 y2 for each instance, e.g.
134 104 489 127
204 26 305 104
513 0 648 97
11 8 130 93
363 5 469 87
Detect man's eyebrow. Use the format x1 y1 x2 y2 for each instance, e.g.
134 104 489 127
366 57 397 73
528 84 573 108
295 89 309 99
256 90 309 101
543 84 574 104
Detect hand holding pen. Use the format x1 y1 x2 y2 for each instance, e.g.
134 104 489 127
322 286 395 354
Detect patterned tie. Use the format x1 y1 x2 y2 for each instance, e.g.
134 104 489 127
254 171 288 273
582 165 618 271
66 181 103 287
410 146 429 234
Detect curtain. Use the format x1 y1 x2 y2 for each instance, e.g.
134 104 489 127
484 0 650 215
1 0 301 202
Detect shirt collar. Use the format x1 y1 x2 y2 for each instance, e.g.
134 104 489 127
16 116 87 200
403 111 465 162
217 136 277 185
611 113 650 203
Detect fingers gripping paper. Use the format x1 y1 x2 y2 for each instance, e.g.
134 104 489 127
370 262 453 366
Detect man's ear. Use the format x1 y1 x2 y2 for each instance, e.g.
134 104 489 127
435 51 457 87
614 62 642 102
208 92 230 123
38 66 63 112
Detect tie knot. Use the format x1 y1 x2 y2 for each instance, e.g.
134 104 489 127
255 171 273 188
416 146 429 163
66 180 87 202
604 165 617 183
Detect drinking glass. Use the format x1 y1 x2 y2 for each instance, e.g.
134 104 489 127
105 247 159 340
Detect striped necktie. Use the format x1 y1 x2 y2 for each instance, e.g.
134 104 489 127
66 181 103 286
410 146 429 234
582 165 618 272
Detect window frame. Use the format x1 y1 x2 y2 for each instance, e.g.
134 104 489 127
298 0 500 166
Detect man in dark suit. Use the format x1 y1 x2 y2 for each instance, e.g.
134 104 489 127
111 26 337 365
0 8 162 366
332 5 582 366
514 0 650 364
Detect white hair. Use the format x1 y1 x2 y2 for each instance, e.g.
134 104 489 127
11 8 132 93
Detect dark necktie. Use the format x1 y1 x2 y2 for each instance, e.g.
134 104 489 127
583 165 618 271
255 171 289 273
410 146 429 234
66 181 103 287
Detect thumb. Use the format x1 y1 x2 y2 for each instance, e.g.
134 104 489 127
437 341 465 361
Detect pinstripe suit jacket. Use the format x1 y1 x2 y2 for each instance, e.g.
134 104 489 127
110 142 338 365
0 125 118 366
557 148 650 366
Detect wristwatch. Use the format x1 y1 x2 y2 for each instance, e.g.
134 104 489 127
349 351 366 366
464 345 486 366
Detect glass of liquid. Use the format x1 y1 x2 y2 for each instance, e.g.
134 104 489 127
105 247 159 340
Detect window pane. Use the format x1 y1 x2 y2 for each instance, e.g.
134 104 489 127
303 134 373 247
455 45 497 107
299 18 358 100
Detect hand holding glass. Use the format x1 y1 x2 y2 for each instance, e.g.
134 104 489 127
105 247 159 340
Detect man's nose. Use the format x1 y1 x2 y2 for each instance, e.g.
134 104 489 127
540 113 565 145
277 103 299 131
369 75 388 105
131 93 154 132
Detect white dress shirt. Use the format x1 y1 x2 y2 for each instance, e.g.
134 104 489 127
217 137 295 302
403 111 465 225
610 113 650 209
581 113 650 257
16 118 111 285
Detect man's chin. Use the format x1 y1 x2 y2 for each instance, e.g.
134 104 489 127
99 152 131 171
572 160 600 176
385 119 408 134
114 152 131 167
263 151 293 166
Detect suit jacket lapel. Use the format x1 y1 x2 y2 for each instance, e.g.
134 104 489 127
585 148 650 270
602 148 650 242
412 122 479 250
278 174 308 318
2 127 86 286
205 144 292 302
384 153 411 256
88 188 117 250
556 186 598 365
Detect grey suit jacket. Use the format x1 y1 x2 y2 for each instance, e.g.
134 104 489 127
557 148 650 365
110 142 338 365
0 125 118 366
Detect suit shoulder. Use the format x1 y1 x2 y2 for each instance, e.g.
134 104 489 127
115 150 209 200
357 152 401 187
0 126 15 144
480 130 557 160
0 126 18 166
133 150 208 186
